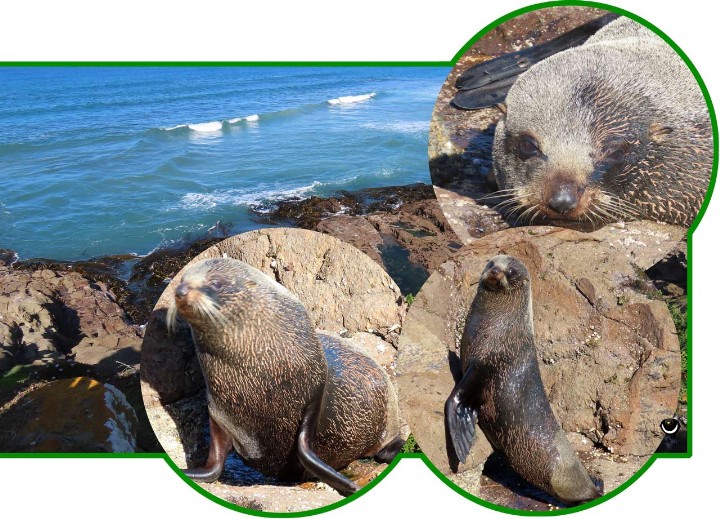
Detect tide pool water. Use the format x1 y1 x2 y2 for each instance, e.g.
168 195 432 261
0 67 448 260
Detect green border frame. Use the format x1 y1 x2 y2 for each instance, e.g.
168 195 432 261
0 0 716 516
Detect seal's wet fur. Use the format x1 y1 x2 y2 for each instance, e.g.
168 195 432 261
169 257 403 496
445 255 602 504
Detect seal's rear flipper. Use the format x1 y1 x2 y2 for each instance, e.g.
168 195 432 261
183 416 233 483
445 363 481 464
373 434 406 463
297 398 361 497
452 13 619 110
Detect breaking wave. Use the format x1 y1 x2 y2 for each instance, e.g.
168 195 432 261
177 181 324 211
327 93 376 105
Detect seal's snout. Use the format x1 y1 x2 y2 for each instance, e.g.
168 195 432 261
167 276 202 332
175 277 205 312
488 266 504 279
176 282 190 299
548 184 579 214
481 265 507 291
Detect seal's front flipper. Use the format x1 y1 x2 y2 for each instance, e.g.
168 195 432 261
452 13 619 110
373 434 406 464
445 363 482 464
183 415 233 483
452 76 519 111
590 474 604 496
297 398 361 497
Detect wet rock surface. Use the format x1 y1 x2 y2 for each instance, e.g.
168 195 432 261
449 451 648 511
192 459 387 513
141 228 406 511
0 376 137 452
396 225 681 509
0 264 155 452
0 249 18 266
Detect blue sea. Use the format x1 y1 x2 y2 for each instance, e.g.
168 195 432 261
0 67 448 260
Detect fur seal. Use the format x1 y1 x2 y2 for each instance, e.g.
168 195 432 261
445 255 602 504
472 16 711 228
167 257 404 496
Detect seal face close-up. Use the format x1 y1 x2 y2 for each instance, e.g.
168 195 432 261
429 10 715 245
492 17 712 228
445 255 602 504
167 257 402 497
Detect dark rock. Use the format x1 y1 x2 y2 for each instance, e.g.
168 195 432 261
0 249 18 267
253 194 362 229
249 184 438 230
121 235 226 324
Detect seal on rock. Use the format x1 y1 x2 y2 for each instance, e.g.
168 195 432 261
167 257 404 496
445 255 602 504
474 16 711 228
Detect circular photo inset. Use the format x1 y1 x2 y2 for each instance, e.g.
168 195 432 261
141 228 408 513
396 226 682 511
429 6 713 244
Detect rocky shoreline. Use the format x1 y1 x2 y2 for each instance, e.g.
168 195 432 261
249 183 463 294
0 183 462 454
0 182 687 456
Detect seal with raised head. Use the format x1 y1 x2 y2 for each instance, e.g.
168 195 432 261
445 255 602 504
483 17 712 228
168 257 404 496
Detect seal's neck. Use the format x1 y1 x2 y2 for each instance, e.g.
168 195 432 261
475 286 534 352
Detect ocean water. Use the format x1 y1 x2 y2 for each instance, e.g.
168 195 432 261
0 67 448 260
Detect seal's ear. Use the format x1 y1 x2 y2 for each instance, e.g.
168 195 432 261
496 102 507 115
648 122 673 143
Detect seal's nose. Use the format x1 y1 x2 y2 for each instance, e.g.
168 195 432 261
548 185 578 214
489 266 504 278
482 266 506 291
176 282 190 299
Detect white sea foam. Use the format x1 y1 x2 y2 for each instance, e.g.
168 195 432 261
227 114 259 124
188 121 223 133
178 181 323 211
375 167 396 177
362 120 428 135
161 121 223 132
327 92 376 105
